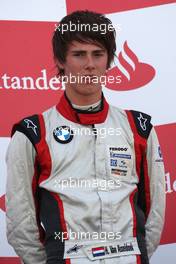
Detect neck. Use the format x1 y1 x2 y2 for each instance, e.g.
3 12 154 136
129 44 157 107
65 85 102 106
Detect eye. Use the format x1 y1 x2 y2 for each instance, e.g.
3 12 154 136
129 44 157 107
94 53 104 57
73 53 84 57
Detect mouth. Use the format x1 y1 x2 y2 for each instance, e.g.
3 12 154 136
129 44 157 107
82 75 97 79
82 75 96 84
83 74 95 77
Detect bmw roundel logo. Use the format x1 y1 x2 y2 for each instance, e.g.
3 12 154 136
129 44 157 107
53 126 73 144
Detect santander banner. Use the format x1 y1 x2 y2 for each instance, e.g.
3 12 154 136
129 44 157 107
0 0 176 263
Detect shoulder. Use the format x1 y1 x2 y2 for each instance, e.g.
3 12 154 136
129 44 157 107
109 104 127 119
11 105 55 142
11 114 41 147
109 104 153 139
125 109 153 139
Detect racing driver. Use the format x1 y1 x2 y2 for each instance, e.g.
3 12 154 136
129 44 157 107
6 10 166 264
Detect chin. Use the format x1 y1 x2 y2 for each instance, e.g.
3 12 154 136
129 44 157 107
78 84 101 94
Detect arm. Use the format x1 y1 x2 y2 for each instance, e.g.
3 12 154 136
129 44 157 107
145 127 166 258
6 131 46 264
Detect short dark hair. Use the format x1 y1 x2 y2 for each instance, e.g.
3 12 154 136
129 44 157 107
52 10 116 75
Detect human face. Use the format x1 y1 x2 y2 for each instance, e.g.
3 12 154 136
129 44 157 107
58 40 108 104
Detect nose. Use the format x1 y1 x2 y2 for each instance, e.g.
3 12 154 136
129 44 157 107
84 55 95 71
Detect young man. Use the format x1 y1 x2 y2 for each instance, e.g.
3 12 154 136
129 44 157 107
6 10 165 264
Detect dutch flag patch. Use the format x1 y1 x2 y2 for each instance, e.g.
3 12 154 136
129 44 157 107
92 247 105 257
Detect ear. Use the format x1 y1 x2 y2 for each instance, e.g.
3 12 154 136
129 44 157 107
57 60 65 71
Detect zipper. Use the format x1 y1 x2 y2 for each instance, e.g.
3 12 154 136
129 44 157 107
92 124 97 140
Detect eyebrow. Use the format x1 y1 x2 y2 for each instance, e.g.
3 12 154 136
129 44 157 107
71 49 106 54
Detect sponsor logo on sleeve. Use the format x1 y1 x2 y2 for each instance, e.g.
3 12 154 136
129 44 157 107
24 119 38 135
155 146 163 162
137 113 147 131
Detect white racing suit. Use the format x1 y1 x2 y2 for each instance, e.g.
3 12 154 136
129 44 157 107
6 92 166 264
